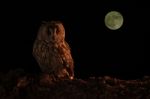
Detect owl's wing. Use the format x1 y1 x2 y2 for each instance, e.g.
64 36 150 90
60 41 74 77
64 41 74 64
64 41 71 50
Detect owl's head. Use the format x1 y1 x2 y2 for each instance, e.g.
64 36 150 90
37 21 65 43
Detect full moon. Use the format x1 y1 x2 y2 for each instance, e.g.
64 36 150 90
104 11 123 30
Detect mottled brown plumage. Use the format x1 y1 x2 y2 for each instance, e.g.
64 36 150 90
33 21 74 80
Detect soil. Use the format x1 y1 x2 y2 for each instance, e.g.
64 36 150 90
0 70 150 99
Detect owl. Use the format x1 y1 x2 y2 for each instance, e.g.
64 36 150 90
32 21 74 80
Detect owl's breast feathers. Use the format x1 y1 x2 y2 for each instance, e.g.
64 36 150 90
33 39 73 73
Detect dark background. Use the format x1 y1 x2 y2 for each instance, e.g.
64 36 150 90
0 1 146 79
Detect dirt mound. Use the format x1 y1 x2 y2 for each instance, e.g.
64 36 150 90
0 70 150 99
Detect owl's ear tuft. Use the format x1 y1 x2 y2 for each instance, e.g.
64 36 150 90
41 20 63 26
41 21 48 24
50 20 63 24
40 21 49 29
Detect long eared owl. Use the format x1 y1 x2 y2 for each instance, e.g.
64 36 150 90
33 21 74 80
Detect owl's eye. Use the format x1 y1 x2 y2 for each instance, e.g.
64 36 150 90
56 28 60 34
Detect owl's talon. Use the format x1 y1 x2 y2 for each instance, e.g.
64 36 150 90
70 76 74 80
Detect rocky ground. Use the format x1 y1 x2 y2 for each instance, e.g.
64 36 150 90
0 69 150 99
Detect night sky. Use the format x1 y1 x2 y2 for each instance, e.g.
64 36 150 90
0 1 146 79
